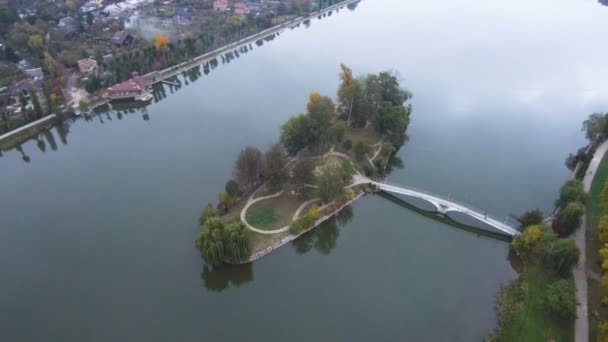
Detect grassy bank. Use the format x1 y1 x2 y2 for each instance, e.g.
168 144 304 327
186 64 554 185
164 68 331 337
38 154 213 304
587 150 608 340
489 264 573 341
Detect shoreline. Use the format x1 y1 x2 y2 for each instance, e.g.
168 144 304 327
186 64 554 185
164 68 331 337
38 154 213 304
0 0 360 151
0 114 58 150
227 190 367 264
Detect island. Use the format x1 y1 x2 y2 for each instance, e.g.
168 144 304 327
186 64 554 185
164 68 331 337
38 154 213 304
195 64 412 267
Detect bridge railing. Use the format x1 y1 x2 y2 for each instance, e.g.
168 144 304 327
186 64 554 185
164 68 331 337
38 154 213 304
377 182 519 231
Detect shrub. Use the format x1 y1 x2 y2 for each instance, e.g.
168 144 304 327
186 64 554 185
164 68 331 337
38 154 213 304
544 280 577 321
344 188 355 201
199 203 218 226
289 214 315 235
555 179 586 209
309 205 320 220
219 191 235 208
512 224 556 257
225 180 239 197
363 163 375 177
353 141 370 160
518 209 544 228
342 139 353 150
558 201 585 235
546 238 579 277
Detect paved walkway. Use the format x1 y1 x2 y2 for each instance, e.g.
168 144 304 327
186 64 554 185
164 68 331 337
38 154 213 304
575 140 608 342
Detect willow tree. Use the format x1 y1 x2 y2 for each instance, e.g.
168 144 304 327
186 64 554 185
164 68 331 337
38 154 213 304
224 222 250 262
196 217 226 267
196 218 251 267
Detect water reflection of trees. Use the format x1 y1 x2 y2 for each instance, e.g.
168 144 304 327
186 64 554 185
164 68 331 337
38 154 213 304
201 262 254 292
2 120 69 163
291 206 353 255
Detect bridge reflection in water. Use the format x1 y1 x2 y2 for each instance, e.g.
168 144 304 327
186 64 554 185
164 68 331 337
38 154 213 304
376 191 515 242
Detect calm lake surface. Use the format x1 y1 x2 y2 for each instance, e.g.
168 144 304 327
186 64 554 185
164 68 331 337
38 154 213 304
2 0 608 340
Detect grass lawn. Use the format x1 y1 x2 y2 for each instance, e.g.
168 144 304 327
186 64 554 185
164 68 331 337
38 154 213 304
245 192 306 230
246 207 276 227
587 150 608 227
586 150 608 340
490 265 573 342
344 127 381 145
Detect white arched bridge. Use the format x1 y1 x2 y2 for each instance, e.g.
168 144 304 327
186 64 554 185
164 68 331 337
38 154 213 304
352 175 521 237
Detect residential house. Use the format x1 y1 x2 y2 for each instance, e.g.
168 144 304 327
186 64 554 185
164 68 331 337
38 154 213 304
58 16 78 33
80 1 102 13
174 7 192 25
77 58 98 76
246 1 261 13
110 31 134 46
234 2 250 15
25 68 44 81
7 79 43 115
105 76 148 100
213 0 229 11
103 54 114 64
16 60 30 71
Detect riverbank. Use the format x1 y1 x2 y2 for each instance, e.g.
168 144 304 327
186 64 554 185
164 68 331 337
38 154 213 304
0 0 359 152
148 0 362 83
0 115 58 150
235 190 368 264
584 141 608 341
489 264 573 342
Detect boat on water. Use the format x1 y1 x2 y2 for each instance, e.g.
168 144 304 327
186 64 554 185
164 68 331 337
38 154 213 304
135 93 153 103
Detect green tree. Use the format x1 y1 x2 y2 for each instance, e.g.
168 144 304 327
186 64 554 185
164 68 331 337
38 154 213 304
199 203 218 226
280 114 314 155
219 191 235 208
79 99 89 112
558 201 585 234
307 92 336 149
225 180 239 197
223 222 250 262
582 112 608 143
196 217 226 267
512 224 556 258
263 144 287 188
317 163 345 203
42 52 58 78
292 154 315 195
519 209 544 228
234 146 262 187
353 141 370 160
555 179 586 209
544 279 577 321
375 102 411 136
330 120 347 143
18 91 27 113
546 238 580 277
27 34 43 53
29 88 43 119
195 217 251 267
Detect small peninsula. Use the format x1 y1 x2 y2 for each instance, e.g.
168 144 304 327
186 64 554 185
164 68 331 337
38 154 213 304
195 64 412 267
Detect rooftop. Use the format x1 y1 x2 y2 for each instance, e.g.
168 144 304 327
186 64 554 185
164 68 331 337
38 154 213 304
9 79 42 97
107 76 146 94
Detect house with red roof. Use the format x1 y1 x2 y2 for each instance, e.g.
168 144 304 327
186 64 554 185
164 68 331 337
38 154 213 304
233 2 249 15
77 58 98 76
213 0 229 11
105 76 148 101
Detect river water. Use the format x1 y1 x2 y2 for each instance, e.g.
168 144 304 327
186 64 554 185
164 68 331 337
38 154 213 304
2 0 608 340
